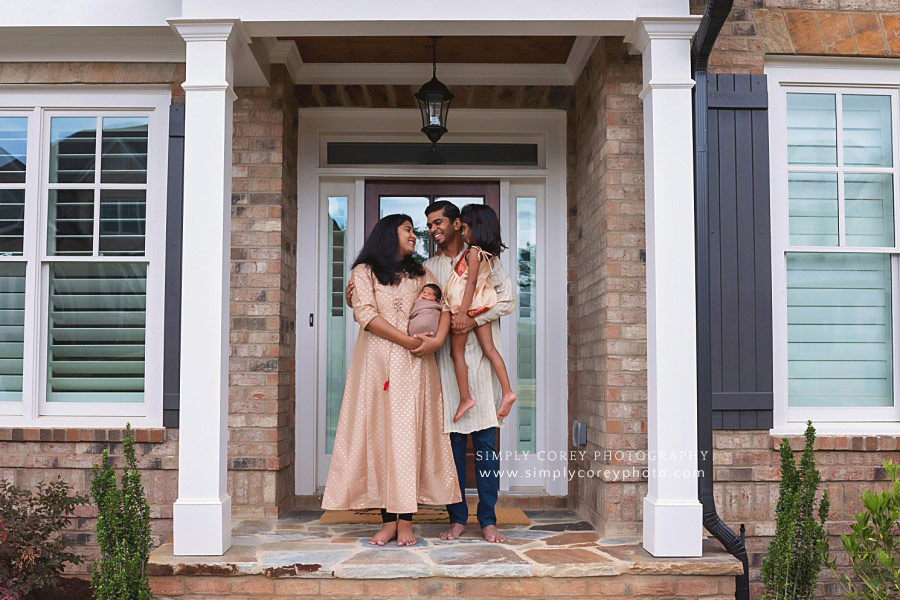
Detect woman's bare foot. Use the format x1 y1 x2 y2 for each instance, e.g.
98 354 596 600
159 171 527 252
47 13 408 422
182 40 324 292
396 520 417 546
482 525 507 543
453 396 475 423
369 521 397 546
439 522 466 540
496 391 517 420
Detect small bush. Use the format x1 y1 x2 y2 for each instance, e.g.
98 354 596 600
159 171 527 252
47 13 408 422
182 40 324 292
90 423 152 600
761 420 830 600
824 459 900 600
0 478 89 600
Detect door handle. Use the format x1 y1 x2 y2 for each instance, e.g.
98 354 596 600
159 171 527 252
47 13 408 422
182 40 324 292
309 313 314 327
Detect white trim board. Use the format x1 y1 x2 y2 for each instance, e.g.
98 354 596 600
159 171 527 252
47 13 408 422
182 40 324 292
295 108 569 497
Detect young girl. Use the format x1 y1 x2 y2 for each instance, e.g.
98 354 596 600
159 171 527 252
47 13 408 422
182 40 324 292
444 204 516 423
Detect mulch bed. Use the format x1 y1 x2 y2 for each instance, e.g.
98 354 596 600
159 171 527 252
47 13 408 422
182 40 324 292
25 578 94 600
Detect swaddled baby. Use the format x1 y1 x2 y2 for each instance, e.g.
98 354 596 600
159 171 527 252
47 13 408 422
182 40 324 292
408 284 443 337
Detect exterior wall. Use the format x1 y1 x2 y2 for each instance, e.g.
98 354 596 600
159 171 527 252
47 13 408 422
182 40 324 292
569 38 647 536
149 574 736 600
230 65 299 519
691 0 900 74
692 2 900 597
714 431 900 598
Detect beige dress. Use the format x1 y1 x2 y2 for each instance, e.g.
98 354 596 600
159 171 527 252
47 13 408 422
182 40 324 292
321 264 462 514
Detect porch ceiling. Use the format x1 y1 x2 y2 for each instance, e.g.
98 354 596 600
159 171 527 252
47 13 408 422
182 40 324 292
280 36 576 64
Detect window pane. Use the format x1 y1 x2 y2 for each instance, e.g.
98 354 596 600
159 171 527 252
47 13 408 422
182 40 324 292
787 253 893 408
789 172 838 246
516 197 537 453
0 117 27 184
47 262 146 403
845 174 894 247
325 197 347 454
48 189 94 256
0 189 25 256
101 117 148 183
787 93 837 166
100 189 146 255
49 117 96 183
0 263 25 403
843 94 892 167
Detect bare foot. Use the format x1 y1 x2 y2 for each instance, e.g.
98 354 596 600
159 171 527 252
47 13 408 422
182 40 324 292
439 522 466 540
482 524 507 543
369 521 397 546
396 520 417 546
453 396 475 423
496 390 517 420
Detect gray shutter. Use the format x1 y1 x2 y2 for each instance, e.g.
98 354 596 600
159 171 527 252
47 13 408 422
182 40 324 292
163 104 184 428
705 74 774 429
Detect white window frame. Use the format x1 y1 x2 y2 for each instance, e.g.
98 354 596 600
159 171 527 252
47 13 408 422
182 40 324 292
768 58 900 434
0 87 169 427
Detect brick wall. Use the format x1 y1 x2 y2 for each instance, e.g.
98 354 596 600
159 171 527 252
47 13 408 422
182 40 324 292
713 431 900 598
690 0 900 74
231 65 299 518
0 428 177 575
149 574 737 600
570 38 648 536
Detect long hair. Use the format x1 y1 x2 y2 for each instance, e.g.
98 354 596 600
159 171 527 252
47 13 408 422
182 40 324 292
459 204 507 257
352 213 425 285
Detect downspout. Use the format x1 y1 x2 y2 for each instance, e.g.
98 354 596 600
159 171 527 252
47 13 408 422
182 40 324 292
691 2 751 600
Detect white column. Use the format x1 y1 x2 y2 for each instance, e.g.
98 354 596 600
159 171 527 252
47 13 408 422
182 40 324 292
625 16 704 558
168 18 248 556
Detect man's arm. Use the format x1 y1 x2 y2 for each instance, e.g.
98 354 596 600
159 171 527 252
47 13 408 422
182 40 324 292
473 260 516 326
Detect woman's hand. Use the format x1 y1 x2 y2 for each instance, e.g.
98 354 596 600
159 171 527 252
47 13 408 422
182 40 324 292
403 335 424 351
345 280 356 308
410 333 442 356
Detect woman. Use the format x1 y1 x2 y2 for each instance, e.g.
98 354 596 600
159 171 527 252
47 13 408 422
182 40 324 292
321 214 461 547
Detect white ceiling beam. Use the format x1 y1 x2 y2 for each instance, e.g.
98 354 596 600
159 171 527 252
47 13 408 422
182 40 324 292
565 36 600 83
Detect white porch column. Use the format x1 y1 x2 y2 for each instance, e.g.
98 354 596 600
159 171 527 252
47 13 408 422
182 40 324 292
625 16 704 558
169 18 248 556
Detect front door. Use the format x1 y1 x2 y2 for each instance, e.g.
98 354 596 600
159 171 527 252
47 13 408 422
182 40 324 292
315 179 542 491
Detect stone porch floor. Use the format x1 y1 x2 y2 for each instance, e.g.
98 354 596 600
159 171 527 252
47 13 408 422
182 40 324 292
149 509 742 579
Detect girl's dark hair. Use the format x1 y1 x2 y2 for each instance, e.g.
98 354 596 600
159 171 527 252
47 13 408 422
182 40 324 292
423 283 442 302
459 204 507 257
353 213 425 285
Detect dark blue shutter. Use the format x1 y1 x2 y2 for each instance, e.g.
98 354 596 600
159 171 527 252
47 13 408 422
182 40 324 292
163 104 184 428
705 74 773 430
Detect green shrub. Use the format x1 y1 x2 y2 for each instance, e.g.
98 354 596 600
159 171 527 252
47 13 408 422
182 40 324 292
761 420 831 600
0 478 88 600
824 459 900 600
90 423 152 600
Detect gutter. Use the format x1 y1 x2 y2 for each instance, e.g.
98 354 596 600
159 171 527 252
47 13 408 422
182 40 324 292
691 2 751 600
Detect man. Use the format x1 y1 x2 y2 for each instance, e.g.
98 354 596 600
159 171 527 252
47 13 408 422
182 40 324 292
347 201 516 543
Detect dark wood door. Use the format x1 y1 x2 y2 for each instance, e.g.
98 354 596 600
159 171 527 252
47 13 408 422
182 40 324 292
364 180 501 488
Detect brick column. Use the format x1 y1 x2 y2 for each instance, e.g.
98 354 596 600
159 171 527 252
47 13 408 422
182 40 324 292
168 18 249 556
625 16 703 558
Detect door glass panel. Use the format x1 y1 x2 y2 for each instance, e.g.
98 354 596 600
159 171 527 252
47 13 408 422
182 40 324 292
516 197 537 452
378 196 485 260
0 262 25 403
325 197 347 454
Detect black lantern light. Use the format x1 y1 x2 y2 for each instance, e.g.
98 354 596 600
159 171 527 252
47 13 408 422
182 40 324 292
416 36 453 146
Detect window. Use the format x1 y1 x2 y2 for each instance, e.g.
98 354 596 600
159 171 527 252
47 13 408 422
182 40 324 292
0 89 169 426
768 60 900 428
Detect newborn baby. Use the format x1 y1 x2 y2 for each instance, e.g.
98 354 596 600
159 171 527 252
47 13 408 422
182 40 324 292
408 284 443 337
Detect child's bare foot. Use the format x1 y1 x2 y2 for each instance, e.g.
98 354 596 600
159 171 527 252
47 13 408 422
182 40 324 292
496 391 517 420
439 522 466 540
453 396 475 423
396 520 416 546
369 522 397 546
